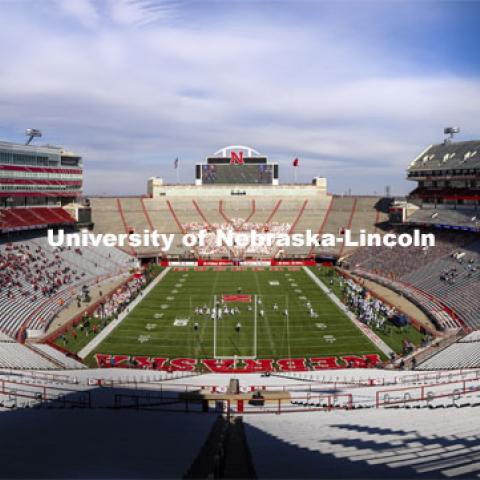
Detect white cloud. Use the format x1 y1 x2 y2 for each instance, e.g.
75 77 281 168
56 0 99 28
107 0 180 26
0 1 478 196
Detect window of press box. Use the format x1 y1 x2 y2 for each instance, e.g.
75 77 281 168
61 156 80 166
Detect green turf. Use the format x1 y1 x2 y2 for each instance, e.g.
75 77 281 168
85 266 384 366
311 266 426 353
56 321 104 354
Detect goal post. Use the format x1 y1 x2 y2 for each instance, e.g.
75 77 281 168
213 294 257 360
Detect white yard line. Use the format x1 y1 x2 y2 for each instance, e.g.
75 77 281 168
302 266 394 357
78 267 171 359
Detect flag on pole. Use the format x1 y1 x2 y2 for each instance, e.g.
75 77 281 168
293 157 299 167
174 157 179 169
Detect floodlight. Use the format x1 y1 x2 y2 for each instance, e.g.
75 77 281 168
443 127 460 143
25 128 42 145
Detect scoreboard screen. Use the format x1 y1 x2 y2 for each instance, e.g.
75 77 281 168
201 164 273 185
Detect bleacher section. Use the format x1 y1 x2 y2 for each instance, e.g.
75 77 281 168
345 231 480 329
0 237 134 338
346 230 473 277
419 342 480 370
406 207 480 231
418 331 480 370
348 269 460 330
143 198 182 233
321 196 355 238
244 407 480 478
1 368 480 476
118 197 151 234
194 199 226 225
244 199 280 225
402 240 480 328
89 195 384 258
29 344 86 369
89 197 125 236
0 207 76 232
0 342 57 369
221 199 255 225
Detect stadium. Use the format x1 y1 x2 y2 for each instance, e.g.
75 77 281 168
1 126 480 479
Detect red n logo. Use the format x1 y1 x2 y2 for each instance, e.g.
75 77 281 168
230 151 244 165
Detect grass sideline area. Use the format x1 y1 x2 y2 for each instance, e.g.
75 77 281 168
84 266 384 367
311 266 425 353
54 265 163 354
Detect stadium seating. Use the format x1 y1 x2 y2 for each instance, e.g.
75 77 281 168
0 207 76 231
143 198 182 233
194 199 227 225
118 197 151 234
221 199 255 224
345 230 472 278
89 195 384 258
418 331 480 370
29 343 86 369
402 241 480 328
418 342 480 370
0 236 134 338
351 269 461 330
345 231 480 329
0 342 57 369
89 197 126 236
317 196 356 254
406 206 480 230
244 407 480 478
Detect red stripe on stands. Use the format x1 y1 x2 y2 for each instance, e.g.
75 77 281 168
0 192 80 197
116 198 137 256
339 198 357 258
0 207 75 232
192 200 213 228
244 199 256 224
288 200 309 234
262 200 282 230
219 200 234 227
308 196 334 255
0 178 82 186
140 197 155 231
0 165 82 174
166 200 185 234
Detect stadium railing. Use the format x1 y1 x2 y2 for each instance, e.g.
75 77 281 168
375 377 480 408
0 378 91 408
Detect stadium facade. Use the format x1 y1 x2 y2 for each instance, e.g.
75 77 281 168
0 140 82 233
391 139 480 232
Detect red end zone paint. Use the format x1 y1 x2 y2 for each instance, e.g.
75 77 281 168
95 354 381 371
222 294 252 303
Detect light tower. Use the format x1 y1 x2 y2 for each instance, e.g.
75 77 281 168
25 128 42 145
443 126 460 144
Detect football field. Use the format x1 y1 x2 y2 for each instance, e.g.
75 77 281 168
87 267 382 364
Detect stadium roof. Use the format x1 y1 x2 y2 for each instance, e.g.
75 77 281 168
0 140 78 157
408 140 480 172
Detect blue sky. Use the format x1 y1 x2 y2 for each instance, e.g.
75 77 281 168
0 0 479 195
